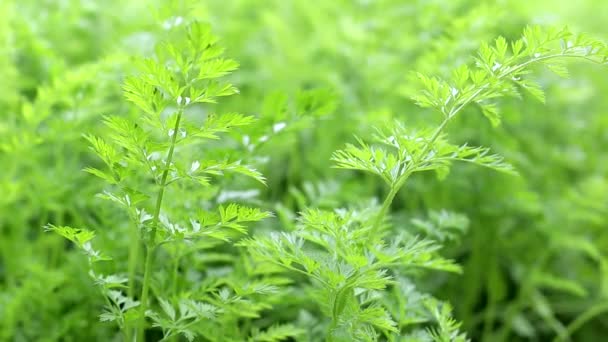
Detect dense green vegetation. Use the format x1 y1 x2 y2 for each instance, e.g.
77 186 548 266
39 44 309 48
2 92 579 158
1 1 607 341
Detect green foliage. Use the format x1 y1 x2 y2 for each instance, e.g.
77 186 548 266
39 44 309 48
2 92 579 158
413 26 607 126
332 124 517 186
2 0 608 341
242 205 462 339
44 14 273 342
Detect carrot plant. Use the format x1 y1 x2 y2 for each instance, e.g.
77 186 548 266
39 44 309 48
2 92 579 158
45 20 288 341
2 0 608 341
45 20 608 342
242 26 608 341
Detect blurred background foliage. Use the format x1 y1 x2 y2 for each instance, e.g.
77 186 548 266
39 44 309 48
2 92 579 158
0 0 606 340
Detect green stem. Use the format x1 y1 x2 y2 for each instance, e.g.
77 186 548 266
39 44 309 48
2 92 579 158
137 108 184 342
127 210 140 298
371 185 400 233
369 70 486 230
370 115 451 233
126 211 140 342
552 302 608 342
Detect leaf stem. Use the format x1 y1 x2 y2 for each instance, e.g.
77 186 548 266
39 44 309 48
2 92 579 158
127 209 140 298
370 52 587 231
552 302 608 342
137 107 184 342
126 209 141 341
371 185 400 233
370 119 453 233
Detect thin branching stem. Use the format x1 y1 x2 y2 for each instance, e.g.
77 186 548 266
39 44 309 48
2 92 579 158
138 107 184 342
371 184 400 233
126 208 142 341
553 302 608 342
127 209 140 297
371 51 599 234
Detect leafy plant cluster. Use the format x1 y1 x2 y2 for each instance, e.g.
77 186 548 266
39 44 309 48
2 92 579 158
1 0 608 341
